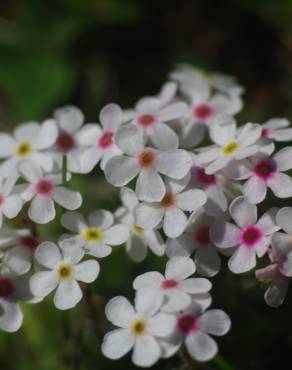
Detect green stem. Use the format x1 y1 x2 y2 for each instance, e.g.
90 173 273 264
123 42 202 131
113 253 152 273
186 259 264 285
62 154 67 186
212 355 237 370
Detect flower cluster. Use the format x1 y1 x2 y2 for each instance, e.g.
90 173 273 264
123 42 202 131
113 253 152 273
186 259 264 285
0 64 292 367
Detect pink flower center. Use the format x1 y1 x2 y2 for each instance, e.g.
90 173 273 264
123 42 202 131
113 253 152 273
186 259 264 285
161 279 179 290
193 167 217 187
178 314 198 335
254 159 276 180
138 149 156 169
35 179 54 195
0 277 14 299
98 131 114 149
56 132 76 152
0 193 4 206
241 225 262 248
261 128 270 138
137 114 156 127
19 236 39 251
193 104 213 122
160 192 176 209
194 225 210 246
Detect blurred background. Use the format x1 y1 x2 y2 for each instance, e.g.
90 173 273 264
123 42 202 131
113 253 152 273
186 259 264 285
1 0 292 369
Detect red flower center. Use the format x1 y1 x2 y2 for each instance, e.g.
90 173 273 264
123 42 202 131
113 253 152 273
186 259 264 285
178 314 198 335
261 128 270 138
0 193 4 206
56 132 76 152
137 114 156 127
98 131 114 149
19 236 39 251
241 226 262 247
254 159 276 180
0 277 14 299
161 279 178 290
194 225 210 246
193 104 213 121
194 167 217 187
35 179 54 195
160 192 176 208
138 149 156 169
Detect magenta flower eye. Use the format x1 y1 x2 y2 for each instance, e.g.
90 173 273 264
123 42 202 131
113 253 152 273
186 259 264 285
193 104 213 121
241 226 262 247
56 131 76 152
178 314 198 335
19 236 39 251
98 131 114 149
161 279 178 290
195 225 210 246
138 149 156 168
194 167 217 186
35 179 54 195
254 159 276 179
0 277 14 299
160 192 176 208
137 114 156 127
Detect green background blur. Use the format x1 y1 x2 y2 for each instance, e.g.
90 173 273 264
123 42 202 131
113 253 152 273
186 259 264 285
1 1 292 369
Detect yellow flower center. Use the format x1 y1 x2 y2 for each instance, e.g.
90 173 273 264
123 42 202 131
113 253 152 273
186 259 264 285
133 224 144 234
57 263 74 280
131 319 147 336
16 142 32 157
83 228 103 241
223 141 239 156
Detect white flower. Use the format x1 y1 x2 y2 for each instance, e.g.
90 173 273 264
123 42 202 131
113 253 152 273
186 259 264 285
61 209 129 258
126 97 187 150
18 161 82 224
224 148 292 204
104 125 192 202
133 257 212 313
198 115 262 174
210 196 279 273
30 240 99 310
101 287 176 367
166 211 224 277
161 303 231 362
134 177 206 238
260 118 292 142
76 103 123 172
0 120 58 176
0 176 23 228
115 187 165 262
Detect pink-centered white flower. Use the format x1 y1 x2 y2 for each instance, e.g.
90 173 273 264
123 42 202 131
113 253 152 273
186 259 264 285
224 147 292 204
210 196 280 273
0 120 58 176
115 187 165 262
161 303 231 362
127 97 187 150
0 176 23 228
104 125 192 202
197 115 262 174
61 209 129 258
30 240 99 310
101 287 176 367
166 211 224 277
134 177 207 238
76 103 123 172
18 161 82 224
133 257 212 313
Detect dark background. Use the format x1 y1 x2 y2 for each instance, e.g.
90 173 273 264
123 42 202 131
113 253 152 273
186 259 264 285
0 1 292 369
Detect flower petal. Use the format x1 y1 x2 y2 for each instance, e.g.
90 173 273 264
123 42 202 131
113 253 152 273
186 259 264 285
74 260 100 282
135 287 163 317
149 123 179 150
103 225 129 246
35 241 62 268
105 296 135 327
54 280 82 310
229 196 257 228
242 176 267 204
276 207 292 234
156 150 192 179
136 170 165 202
165 257 196 280
163 207 188 238
61 211 87 233
29 195 56 224
102 329 135 359
186 331 218 362
210 222 240 248
198 309 231 336
88 209 113 230
132 335 161 367
133 271 164 290
148 313 177 337
30 271 58 297
273 147 292 171
228 246 256 273
52 187 82 210
100 103 123 131
268 173 292 198
105 155 139 187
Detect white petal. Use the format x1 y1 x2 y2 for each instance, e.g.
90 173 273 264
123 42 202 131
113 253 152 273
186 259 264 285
100 103 123 131
181 277 212 294
53 187 82 210
54 105 84 133
264 276 289 307
61 241 84 264
198 309 231 335
30 271 58 297
210 222 240 248
157 150 192 179
186 331 218 362
237 123 262 146
120 187 138 211
143 230 166 256
29 195 55 224
176 189 207 212
209 114 236 146
103 225 129 246
268 173 292 198
61 211 87 232
204 186 227 216
35 119 58 150
54 280 82 310
18 160 43 183
88 209 113 230
133 271 164 290
105 296 135 327
5 246 31 275
273 147 292 171
229 196 257 228
135 287 163 317
243 176 267 204
85 241 112 258
134 203 164 229
136 170 165 202
228 246 256 273
163 207 188 238
132 335 161 367
205 156 231 174
0 134 16 158
14 122 39 140
166 234 194 258
162 290 191 312
102 329 135 359
105 155 139 187
126 236 148 262
256 208 279 235
35 241 62 268
74 260 100 282
116 125 145 155
0 301 23 332
149 123 178 150
148 313 176 337
271 232 292 260
157 102 187 121
276 207 292 234
78 147 102 173
195 247 221 277
165 257 196 280
2 195 22 219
